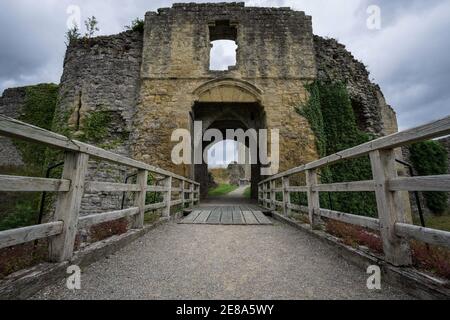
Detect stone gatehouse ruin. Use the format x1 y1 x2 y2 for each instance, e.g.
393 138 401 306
1 2 399 205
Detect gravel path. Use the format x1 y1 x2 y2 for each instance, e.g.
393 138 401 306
33 220 413 300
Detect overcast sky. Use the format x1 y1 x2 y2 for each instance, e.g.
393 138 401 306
1 0 449 136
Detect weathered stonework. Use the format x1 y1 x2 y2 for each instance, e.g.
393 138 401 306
133 3 319 199
0 87 27 169
54 30 144 214
1 2 402 204
314 36 398 136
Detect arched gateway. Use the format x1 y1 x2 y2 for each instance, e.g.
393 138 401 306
131 3 320 199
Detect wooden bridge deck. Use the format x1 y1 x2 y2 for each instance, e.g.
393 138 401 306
180 204 272 225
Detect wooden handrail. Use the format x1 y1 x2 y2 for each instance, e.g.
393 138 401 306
0 115 200 260
259 115 450 266
0 115 199 186
260 115 450 184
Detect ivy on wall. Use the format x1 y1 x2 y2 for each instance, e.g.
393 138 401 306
1 84 58 231
409 141 449 215
297 81 377 217
15 84 59 174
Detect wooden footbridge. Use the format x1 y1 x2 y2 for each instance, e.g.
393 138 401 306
0 115 449 299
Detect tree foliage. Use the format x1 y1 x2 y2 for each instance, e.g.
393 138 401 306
410 141 449 215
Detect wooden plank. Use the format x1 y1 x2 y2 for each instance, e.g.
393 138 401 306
0 175 70 192
221 207 233 225
181 181 186 209
147 186 170 192
395 223 450 249
316 209 381 231
207 207 222 224
84 182 140 193
78 207 139 229
312 180 375 193
189 184 195 208
0 115 81 152
0 222 63 250
286 186 309 193
260 165 307 184
306 169 320 229
260 116 450 185
241 210 259 225
0 116 200 186
131 169 148 229
287 203 309 213
281 177 291 217
370 149 412 266
180 211 202 224
170 199 183 207
49 152 89 262
306 116 450 171
270 180 276 211
145 202 166 211
194 210 212 224
388 175 450 192
232 206 244 225
252 210 272 225
162 177 172 218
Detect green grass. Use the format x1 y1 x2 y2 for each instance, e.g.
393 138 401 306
208 184 239 197
414 214 450 232
244 187 251 199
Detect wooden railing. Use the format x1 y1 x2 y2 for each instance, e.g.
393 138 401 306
259 116 450 266
0 115 200 262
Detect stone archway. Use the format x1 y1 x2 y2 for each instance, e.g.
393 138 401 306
192 79 267 200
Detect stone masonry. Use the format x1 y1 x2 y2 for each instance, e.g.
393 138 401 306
0 87 28 169
1 2 402 208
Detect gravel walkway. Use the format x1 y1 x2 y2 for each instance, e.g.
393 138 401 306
33 219 413 300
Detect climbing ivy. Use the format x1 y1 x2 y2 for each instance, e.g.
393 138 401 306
297 81 377 217
1 84 58 231
14 84 59 174
409 141 449 215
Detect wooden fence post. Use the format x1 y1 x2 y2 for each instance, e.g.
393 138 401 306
270 180 276 211
163 176 172 218
306 169 320 229
370 149 412 266
258 184 262 206
189 183 195 208
181 180 186 210
49 152 89 262
282 176 290 217
131 169 148 229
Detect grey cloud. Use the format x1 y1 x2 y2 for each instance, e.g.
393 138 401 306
0 0 449 130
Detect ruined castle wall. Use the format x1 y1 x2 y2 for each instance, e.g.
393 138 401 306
133 3 318 178
56 31 143 215
0 87 27 169
57 30 143 155
314 35 398 136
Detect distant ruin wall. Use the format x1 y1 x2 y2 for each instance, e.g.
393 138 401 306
314 35 398 136
56 30 143 156
55 30 144 215
0 87 27 169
